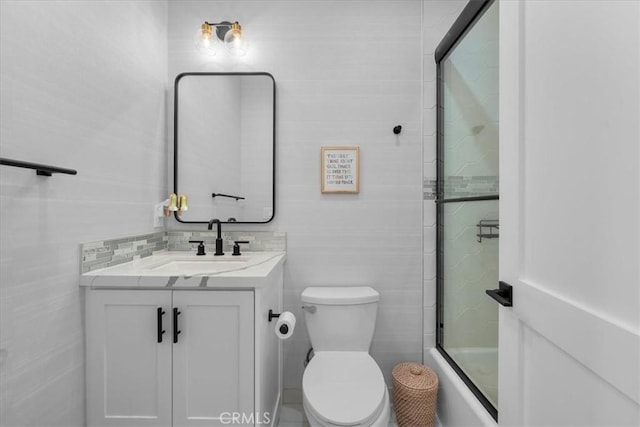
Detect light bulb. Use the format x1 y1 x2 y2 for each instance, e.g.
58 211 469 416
178 194 188 212
194 23 218 56
167 193 179 211
224 22 248 56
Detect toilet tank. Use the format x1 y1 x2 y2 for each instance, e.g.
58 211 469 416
301 286 379 352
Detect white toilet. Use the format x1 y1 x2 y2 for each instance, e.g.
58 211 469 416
301 286 390 427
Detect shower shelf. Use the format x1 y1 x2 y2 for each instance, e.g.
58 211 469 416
476 220 499 242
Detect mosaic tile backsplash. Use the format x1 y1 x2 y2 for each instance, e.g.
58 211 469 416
81 232 167 273
81 231 286 273
423 176 499 200
444 175 498 198
424 179 437 200
167 231 286 253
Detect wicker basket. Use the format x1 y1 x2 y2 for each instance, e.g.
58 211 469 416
392 362 439 427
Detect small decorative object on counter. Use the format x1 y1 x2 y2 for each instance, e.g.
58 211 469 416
392 362 439 427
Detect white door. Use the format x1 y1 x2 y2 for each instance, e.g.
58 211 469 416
86 290 172 427
172 290 254 427
498 1 640 425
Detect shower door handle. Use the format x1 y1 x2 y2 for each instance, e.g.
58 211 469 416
486 281 513 307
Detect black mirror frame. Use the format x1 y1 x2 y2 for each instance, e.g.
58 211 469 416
173 71 276 225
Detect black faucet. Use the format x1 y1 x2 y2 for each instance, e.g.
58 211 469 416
207 219 224 256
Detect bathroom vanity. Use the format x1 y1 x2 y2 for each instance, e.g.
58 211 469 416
81 251 285 427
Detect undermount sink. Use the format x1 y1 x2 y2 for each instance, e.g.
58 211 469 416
147 256 249 275
130 252 279 276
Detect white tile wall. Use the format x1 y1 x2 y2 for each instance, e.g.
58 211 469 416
166 0 424 390
0 1 168 425
422 0 468 357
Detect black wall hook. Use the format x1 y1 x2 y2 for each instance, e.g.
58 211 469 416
393 125 402 135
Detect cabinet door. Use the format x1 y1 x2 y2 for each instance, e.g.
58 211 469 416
86 290 172 427
172 291 254 427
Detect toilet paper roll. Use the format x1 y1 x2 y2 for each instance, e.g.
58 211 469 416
275 311 296 340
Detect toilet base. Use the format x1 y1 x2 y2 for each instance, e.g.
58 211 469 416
303 387 391 427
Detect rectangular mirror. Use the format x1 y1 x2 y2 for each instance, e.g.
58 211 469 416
173 72 275 224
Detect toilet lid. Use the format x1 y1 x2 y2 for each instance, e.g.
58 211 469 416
303 352 386 426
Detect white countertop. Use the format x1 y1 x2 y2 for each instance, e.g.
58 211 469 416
81 251 286 289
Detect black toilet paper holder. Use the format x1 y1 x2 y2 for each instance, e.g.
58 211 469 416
268 309 281 322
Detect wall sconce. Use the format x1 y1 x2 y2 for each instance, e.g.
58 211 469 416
194 21 248 57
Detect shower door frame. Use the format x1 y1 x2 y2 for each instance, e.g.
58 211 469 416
434 0 498 421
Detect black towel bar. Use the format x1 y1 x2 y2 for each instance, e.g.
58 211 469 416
0 157 77 176
212 192 245 201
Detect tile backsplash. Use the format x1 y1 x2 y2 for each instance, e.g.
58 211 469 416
423 176 499 200
80 232 167 273
443 175 499 198
81 231 286 273
167 231 286 253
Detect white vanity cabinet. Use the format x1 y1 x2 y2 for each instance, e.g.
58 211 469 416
82 251 285 427
86 290 172 426
86 289 255 427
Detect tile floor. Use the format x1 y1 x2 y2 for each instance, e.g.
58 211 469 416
277 401 399 427
276 402 310 427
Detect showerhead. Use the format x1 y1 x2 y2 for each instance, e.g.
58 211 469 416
471 124 485 135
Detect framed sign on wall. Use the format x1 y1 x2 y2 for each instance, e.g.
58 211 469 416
321 146 360 193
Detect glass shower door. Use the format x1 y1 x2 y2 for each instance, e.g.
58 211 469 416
436 0 499 417
441 200 499 407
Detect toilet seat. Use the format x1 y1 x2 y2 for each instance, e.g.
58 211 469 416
303 352 387 426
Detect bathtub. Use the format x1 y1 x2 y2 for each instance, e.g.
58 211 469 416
424 348 497 427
